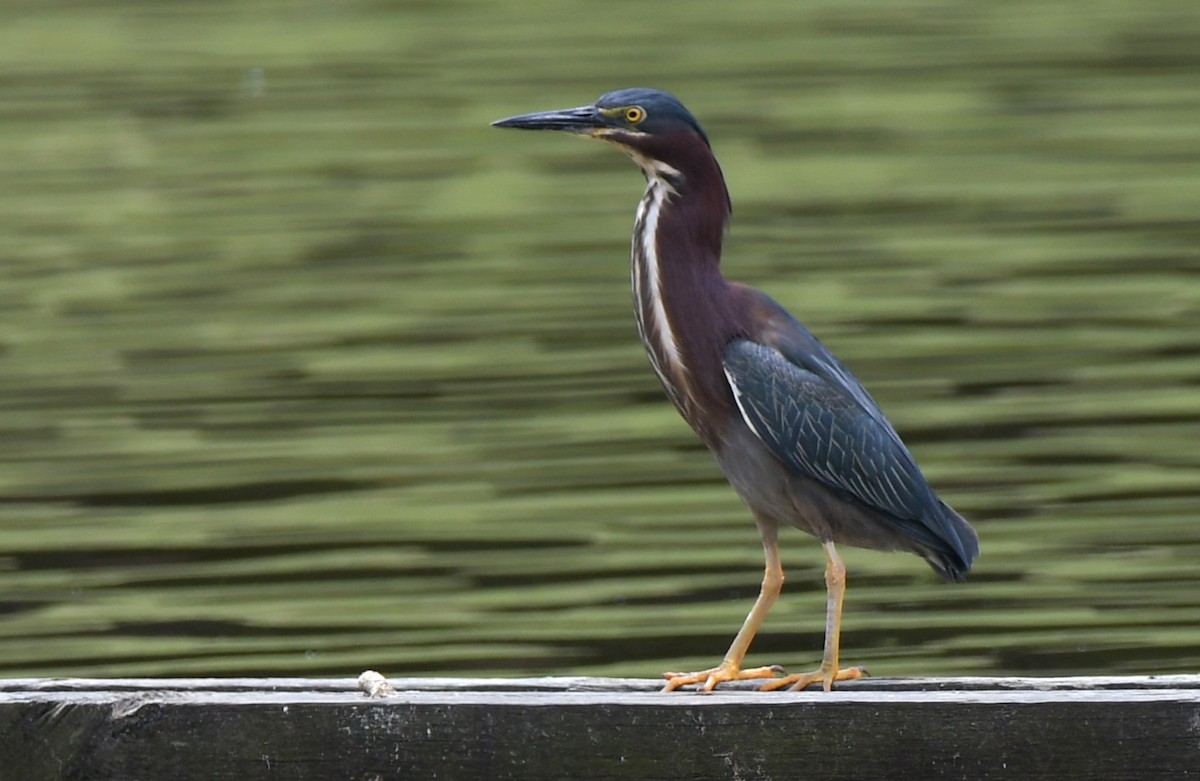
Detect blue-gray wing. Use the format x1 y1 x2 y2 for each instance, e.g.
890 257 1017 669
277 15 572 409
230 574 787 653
723 337 950 550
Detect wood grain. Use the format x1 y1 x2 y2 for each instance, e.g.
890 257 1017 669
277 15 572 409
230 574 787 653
3 676 1198 780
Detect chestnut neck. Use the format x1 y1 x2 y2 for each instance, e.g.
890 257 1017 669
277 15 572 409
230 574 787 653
628 132 745 443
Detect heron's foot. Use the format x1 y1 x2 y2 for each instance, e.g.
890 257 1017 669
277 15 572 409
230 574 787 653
759 663 868 692
661 662 784 693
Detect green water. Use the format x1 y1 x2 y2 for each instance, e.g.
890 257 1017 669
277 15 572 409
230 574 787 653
1 0 1199 681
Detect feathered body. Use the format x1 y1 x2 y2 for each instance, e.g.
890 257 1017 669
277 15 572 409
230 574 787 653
615 94 977 579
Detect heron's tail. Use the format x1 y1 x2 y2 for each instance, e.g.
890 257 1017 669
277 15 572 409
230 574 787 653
922 500 979 583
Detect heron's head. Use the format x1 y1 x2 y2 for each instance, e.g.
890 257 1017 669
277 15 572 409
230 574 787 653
493 88 715 181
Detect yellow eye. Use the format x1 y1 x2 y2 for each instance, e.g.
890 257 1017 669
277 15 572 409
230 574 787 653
624 106 645 124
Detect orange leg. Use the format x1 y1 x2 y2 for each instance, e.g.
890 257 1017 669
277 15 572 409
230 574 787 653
662 526 785 692
760 540 867 692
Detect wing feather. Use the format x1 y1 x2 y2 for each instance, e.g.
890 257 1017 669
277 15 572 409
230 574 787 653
723 337 955 553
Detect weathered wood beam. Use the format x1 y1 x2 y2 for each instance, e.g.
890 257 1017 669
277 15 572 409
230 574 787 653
3 676 1198 780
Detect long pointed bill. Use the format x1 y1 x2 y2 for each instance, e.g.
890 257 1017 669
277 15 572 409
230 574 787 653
491 105 604 134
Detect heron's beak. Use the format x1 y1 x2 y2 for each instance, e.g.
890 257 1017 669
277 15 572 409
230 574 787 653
492 105 605 134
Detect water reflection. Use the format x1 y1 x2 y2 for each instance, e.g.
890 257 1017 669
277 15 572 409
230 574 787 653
1 0 1199 681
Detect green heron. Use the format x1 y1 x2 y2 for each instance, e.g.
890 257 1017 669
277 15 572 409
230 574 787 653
493 88 979 692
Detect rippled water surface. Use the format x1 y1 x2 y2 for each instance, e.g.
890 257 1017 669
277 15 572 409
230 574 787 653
2 0 1199 680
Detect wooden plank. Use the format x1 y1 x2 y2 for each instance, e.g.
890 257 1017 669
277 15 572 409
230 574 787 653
2 676 1198 780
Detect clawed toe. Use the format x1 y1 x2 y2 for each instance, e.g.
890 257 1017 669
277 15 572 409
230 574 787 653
759 664 868 692
662 663 784 693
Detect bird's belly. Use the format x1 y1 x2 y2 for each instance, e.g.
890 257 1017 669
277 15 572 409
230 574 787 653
714 422 917 554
